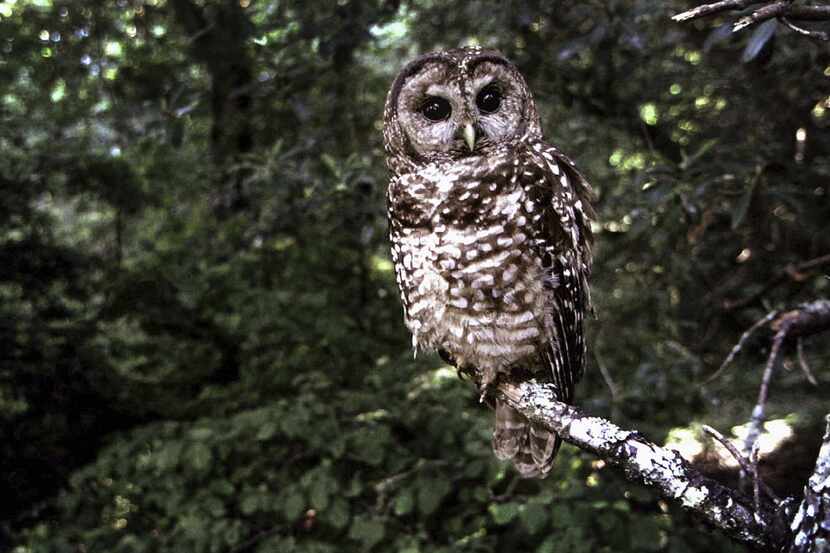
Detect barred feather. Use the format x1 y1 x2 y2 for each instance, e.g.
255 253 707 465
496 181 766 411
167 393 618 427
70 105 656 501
493 401 561 478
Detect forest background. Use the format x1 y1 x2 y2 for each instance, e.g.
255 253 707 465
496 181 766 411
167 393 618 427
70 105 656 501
1 1 829 552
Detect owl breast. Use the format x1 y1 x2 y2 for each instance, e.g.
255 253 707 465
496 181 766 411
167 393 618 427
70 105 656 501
389 148 551 376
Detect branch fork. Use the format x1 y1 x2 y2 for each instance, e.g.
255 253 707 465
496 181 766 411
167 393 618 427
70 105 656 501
672 1 830 41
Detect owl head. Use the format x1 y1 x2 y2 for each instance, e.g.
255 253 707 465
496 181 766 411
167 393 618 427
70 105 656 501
383 47 542 173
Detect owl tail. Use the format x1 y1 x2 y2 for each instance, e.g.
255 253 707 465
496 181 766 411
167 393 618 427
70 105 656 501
492 399 562 478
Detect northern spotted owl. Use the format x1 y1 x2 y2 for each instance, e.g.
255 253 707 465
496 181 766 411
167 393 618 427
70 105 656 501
383 47 594 478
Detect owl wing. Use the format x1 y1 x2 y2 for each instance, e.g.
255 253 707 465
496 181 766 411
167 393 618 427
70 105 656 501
523 141 594 402
386 172 434 325
493 143 593 476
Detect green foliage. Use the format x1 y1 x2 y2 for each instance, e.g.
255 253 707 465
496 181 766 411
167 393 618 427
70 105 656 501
2 1 828 552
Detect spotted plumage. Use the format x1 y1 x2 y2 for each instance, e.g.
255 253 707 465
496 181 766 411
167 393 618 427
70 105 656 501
383 47 594 478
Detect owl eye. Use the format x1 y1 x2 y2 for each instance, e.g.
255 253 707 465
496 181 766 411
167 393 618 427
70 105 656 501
476 85 501 113
420 97 451 121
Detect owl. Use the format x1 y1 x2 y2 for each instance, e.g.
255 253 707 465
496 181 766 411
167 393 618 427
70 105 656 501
383 47 594 478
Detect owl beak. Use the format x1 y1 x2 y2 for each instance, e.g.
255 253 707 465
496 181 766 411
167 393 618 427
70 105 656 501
462 123 476 152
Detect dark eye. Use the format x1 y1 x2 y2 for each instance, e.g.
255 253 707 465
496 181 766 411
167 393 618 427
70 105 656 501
420 96 451 121
476 85 501 113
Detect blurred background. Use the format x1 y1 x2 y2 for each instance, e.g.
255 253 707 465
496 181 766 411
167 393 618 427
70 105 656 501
2 1 829 552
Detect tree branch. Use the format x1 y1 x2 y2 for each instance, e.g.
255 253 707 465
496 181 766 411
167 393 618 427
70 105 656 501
709 299 830 384
495 300 830 550
742 317 789 457
674 1 830 22
788 415 830 553
770 299 830 340
780 16 830 40
672 0 766 21
706 309 780 384
673 1 830 40
733 2 798 32
497 381 785 551
672 0 763 22
700 424 780 503
723 253 830 312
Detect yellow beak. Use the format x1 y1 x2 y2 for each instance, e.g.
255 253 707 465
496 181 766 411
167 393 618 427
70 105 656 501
463 123 476 152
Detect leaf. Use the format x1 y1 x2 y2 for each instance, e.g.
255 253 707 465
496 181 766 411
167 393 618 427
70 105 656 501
212 480 235 497
188 443 213 472
309 475 332 510
596 510 618 532
224 522 244 546
321 153 339 177
731 176 758 230
741 19 776 63
416 477 451 516
280 405 312 438
346 425 390 466
344 474 363 498
703 22 734 52
680 138 718 171
325 497 350 530
463 460 485 478
394 489 414 516
156 442 183 471
255 422 277 441
240 493 260 515
256 535 295 553
558 25 607 61
550 504 575 530
178 512 208 539
545 527 591 553
204 496 226 518
472 486 489 502
188 427 213 440
489 502 520 525
348 516 385 550
520 502 549 534
282 491 306 521
630 516 664 551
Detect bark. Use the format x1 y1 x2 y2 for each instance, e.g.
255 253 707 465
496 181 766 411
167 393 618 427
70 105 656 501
788 415 830 553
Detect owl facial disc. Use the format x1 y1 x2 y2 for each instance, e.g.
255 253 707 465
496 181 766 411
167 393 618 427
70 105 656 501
382 47 543 168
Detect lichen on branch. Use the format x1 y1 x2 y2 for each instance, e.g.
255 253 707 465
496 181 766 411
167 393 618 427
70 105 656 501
498 380 786 551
